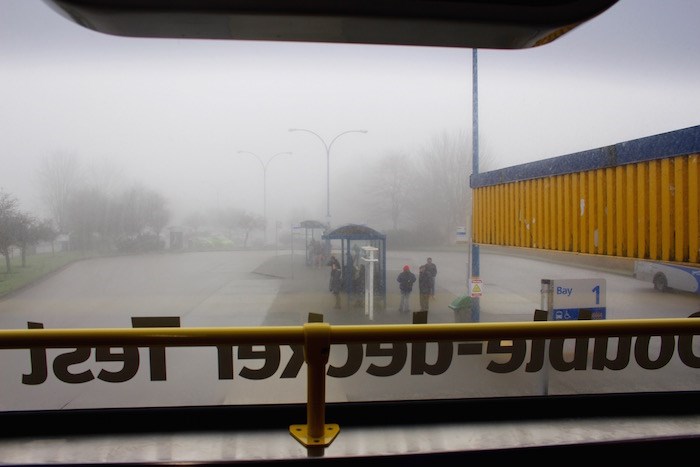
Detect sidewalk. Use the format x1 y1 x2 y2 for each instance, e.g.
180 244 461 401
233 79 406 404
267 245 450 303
253 253 465 326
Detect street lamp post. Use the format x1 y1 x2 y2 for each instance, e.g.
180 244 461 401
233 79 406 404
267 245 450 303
289 128 367 226
471 48 480 322
237 150 291 246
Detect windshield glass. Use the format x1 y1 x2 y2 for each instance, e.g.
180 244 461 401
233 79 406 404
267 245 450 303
0 0 698 411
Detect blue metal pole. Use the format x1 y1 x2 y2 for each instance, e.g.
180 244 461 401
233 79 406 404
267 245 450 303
471 48 480 323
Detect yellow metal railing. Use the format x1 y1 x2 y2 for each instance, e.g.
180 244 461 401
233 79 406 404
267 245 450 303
1 318 700 447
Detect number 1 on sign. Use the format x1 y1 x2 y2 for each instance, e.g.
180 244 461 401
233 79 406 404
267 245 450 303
592 285 600 305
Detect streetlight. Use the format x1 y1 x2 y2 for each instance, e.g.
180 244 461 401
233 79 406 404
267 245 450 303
237 150 291 246
289 128 367 225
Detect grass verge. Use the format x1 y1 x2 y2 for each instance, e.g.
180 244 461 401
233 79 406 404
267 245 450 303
0 252 88 299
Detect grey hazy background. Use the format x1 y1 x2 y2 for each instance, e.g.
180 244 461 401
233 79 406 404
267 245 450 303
1 0 699 230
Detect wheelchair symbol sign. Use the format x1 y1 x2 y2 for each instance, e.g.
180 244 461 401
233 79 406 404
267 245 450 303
554 310 573 320
544 278 607 321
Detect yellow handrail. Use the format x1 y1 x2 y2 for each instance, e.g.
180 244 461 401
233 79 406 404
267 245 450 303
1 318 698 348
1 318 699 448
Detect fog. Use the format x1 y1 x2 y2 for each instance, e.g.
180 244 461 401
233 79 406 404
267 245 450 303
1 0 699 242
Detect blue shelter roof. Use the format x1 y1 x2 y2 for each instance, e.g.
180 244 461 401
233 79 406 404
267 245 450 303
323 224 386 240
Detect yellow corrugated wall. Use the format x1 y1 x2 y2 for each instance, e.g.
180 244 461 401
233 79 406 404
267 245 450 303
689 155 699 263
472 154 700 264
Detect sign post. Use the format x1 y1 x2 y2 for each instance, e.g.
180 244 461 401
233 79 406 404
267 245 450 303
470 278 483 298
361 246 378 321
542 278 607 321
455 226 467 244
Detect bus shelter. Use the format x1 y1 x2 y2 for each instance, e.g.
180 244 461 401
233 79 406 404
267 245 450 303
322 224 386 307
299 220 327 267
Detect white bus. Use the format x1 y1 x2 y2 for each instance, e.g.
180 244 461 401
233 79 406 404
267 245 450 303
634 260 700 294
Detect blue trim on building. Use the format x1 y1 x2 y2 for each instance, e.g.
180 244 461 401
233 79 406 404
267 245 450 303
470 125 700 188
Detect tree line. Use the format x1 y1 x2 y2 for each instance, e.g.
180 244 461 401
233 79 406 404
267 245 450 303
0 191 57 273
1 129 488 267
1 151 269 266
0 152 174 273
345 129 485 246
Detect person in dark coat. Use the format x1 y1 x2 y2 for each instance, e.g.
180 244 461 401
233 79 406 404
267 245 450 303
329 262 343 309
327 255 340 269
397 265 416 313
423 257 437 298
353 264 366 307
418 265 431 312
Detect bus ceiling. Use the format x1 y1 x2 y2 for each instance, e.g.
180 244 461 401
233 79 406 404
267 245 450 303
44 0 619 49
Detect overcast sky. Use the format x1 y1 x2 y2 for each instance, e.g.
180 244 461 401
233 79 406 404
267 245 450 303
1 0 699 229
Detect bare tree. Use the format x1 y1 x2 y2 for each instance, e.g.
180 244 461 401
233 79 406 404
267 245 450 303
0 191 58 270
85 157 127 197
217 208 264 248
13 212 37 267
142 191 170 237
36 152 83 233
0 191 20 273
63 184 170 252
236 211 265 248
119 185 169 238
183 211 207 234
33 219 59 255
13 214 57 267
411 130 472 244
360 151 413 230
65 187 109 251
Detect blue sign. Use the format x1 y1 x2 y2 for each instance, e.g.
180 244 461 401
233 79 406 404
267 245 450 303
548 278 607 320
552 307 607 321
